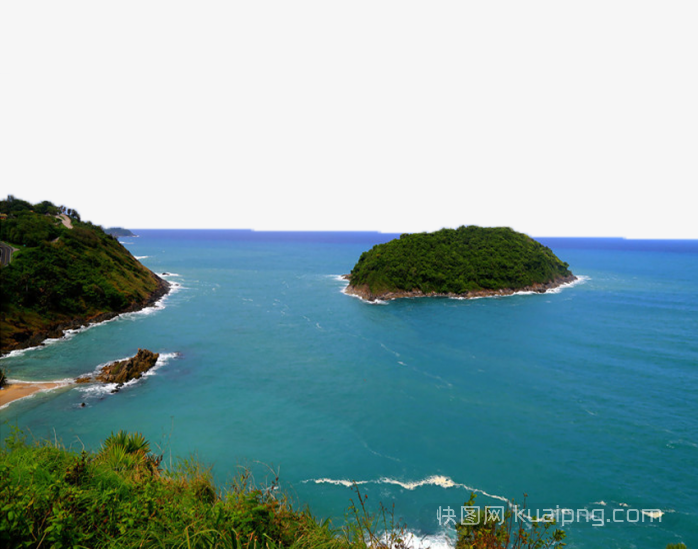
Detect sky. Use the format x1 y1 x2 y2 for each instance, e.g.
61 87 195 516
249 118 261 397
1 1 697 238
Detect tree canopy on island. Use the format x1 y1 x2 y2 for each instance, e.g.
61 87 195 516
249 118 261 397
349 226 573 297
105 227 136 237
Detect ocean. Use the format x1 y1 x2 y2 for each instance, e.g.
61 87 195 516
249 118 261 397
2 230 697 548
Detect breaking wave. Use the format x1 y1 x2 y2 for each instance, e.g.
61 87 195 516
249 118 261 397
302 475 510 503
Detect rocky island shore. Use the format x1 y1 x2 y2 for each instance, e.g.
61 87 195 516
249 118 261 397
343 273 578 302
345 226 577 303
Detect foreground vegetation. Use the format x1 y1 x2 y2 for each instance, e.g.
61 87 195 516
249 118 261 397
0 430 406 549
348 226 573 298
0 430 573 549
0 196 165 353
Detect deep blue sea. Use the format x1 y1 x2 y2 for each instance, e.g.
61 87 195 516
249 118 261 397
2 231 697 548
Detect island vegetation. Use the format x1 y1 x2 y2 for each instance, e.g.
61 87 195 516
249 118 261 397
106 227 137 237
346 226 575 301
0 195 168 354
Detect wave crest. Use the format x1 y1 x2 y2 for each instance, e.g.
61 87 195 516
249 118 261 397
302 475 510 503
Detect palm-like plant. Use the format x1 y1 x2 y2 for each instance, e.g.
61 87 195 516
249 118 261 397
102 430 150 454
98 430 161 475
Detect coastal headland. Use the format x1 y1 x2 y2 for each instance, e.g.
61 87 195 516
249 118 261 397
0 195 170 355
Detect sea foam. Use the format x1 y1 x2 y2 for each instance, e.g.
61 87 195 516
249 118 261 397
303 475 510 503
389 531 455 549
545 274 590 294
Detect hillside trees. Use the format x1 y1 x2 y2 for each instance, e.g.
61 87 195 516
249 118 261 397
349 226 573 297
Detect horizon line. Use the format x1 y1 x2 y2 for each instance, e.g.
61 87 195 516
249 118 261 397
117 228 698 241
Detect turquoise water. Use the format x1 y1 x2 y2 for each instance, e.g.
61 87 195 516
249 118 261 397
2 231 697 548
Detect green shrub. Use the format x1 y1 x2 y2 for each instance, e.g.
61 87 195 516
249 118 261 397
455 493 566 549
0 430 358 549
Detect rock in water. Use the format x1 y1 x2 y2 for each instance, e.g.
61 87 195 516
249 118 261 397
95 349 160 385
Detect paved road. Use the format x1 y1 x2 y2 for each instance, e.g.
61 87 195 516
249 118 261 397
57 214 73 229
0 241 15 266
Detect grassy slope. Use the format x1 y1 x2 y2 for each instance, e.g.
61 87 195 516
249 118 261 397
0 210 166 353
0 430 366 549
0 431 573 549
349 226 574 296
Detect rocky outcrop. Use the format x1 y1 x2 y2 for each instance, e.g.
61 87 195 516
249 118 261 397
343 274 578 302
76 349 159 391
96 349 159 384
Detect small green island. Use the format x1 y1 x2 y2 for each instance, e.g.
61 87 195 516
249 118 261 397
345 225 576 301
105 227 137 237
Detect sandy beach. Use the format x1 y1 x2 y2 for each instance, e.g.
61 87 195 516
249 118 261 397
0 381 66 408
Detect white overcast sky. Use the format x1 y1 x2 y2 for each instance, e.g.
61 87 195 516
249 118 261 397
1 1 696 238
